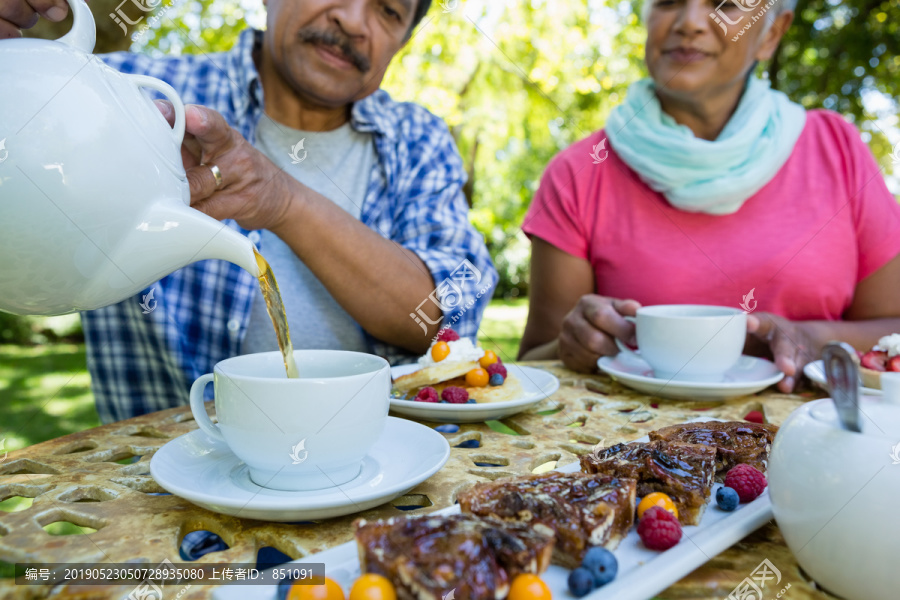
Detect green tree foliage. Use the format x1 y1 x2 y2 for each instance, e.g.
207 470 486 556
27 0 900 297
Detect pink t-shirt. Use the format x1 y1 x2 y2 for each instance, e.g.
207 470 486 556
522 110 900 320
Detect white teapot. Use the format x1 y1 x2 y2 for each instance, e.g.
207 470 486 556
768 396 900 600
0 0 258 316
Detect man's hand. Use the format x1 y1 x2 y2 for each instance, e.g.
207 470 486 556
0 0 70 39
747 312 819 393
155 101 294 231
558 294 641 373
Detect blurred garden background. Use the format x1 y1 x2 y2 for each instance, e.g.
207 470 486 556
2 0 899 453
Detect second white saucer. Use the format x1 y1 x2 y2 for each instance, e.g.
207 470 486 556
598 354 784 400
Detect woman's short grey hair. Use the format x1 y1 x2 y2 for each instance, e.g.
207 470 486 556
639 0 798 24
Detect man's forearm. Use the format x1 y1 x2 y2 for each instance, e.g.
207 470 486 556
269 180 441 353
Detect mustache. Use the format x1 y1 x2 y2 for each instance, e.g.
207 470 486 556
297 27 371 73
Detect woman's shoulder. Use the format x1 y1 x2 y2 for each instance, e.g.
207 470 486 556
544 129 611 174
802 109 864 143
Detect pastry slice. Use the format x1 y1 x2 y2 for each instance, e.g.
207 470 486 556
392 361 477 393
458 471 636 568
581 440 716 526
354 514 554 600
649 421 778 478
425 373 522 404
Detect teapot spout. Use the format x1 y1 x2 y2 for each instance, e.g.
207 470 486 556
108 201 261 293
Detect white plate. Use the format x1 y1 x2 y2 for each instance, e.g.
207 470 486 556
598 353 784 400
213 421 773 600
389 364 560 423
803 359 882 395
149 417 450 521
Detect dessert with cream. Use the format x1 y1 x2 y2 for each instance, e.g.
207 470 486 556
859 334 900 389
392 329 520 404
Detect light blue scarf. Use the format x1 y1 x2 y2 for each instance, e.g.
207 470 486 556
606 77 806 215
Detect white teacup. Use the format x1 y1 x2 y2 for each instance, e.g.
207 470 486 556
615 304 747 382
769 397 900 600
189 350 390 492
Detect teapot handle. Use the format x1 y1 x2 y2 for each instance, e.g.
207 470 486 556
57 0 95 53
127 75 187 147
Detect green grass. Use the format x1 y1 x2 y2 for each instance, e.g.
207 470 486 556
0 299 529 453
0 343 100 454
477 297 528 363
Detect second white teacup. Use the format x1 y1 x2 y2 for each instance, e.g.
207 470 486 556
189 350 390 491
615 304 747 382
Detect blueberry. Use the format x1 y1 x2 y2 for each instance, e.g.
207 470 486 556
716 486 739 511
467 398 477 404
489 373 504 386
567 567 595 597
582 546 617 586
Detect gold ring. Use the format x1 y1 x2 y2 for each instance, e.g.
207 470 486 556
207 163 224 189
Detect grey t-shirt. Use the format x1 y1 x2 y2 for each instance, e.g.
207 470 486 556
241 115 376 354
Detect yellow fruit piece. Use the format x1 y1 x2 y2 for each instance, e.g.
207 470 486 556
479 350 499 368
349 574 397 600
431 341 450 362
465 368 490 387
637 492 679 520
287 577 345 600
508 573 552 600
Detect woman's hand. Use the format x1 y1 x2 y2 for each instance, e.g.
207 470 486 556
747 312 819 393
557 294 641 373
155 101 295 232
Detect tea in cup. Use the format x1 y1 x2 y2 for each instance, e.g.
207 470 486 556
189 350 390 491
615 304 747 382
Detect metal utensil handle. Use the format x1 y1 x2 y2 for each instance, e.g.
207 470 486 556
822 341 862 433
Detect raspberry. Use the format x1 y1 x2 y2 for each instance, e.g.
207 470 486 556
436 329 460 342
723 464 767 502
414 387 439 403
637 506 682 551
441 386 469 404
486 362 507 378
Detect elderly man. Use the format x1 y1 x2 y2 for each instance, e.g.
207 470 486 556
2 0 497 422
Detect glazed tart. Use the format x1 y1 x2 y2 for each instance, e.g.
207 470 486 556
459 471 637 568
648 421 778 478
581 440 716 526
354 514 554 600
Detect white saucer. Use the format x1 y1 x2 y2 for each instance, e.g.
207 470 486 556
803 359 882 396
149 417 450 521
389 364 560 423
597 354 784 400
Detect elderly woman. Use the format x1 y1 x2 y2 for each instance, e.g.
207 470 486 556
518 0 900 392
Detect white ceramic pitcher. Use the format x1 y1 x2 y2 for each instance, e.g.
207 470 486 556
0 0 258 316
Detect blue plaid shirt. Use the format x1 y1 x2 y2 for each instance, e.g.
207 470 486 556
82 29 497 423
